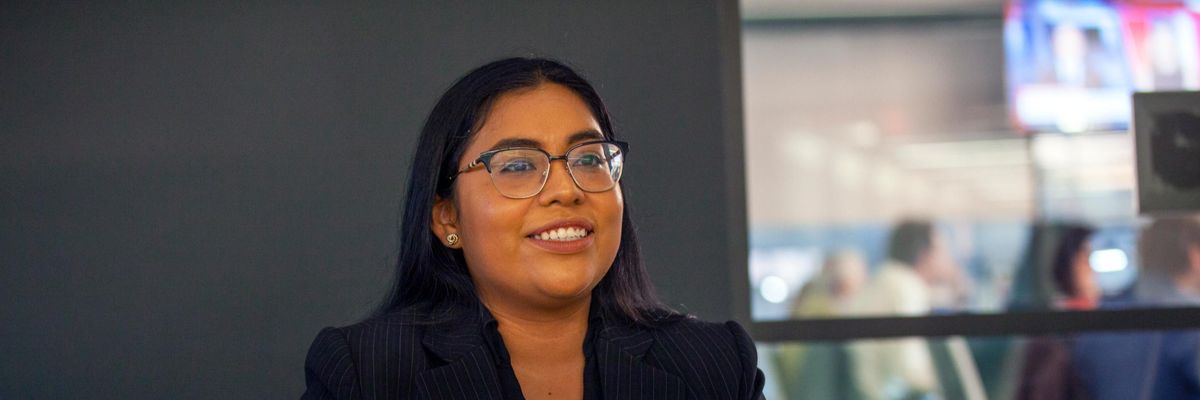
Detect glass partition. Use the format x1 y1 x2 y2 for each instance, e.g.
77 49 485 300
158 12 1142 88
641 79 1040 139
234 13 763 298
742 6 1198 322
743 17 1037 321
741 4 1200 399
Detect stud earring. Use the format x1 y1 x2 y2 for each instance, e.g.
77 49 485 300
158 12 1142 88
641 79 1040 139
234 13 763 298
446 233 459 247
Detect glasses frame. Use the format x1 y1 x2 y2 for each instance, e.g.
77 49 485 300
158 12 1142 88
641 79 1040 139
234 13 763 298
450 139 629 199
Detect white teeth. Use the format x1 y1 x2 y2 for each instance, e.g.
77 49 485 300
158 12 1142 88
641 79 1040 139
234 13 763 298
533 227 589 241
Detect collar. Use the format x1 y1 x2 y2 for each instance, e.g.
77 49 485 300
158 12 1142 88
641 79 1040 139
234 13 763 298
416 299 686 400
421 299 608 364
479 298 606 366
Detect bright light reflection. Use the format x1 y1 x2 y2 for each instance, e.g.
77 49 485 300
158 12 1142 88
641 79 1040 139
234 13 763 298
1090 248 1129 273
760 276 790 304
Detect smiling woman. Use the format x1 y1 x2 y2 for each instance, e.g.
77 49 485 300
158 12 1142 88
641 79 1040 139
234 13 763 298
301 58 766 400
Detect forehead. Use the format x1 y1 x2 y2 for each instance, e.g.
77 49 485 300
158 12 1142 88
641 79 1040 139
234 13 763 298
467 83 604 153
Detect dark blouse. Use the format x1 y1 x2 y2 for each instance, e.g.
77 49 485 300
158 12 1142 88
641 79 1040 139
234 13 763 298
479 305 603 400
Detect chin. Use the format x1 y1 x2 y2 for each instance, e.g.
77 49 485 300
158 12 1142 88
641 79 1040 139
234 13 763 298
536 287 594 304
530 267 605 301
537 276 598 297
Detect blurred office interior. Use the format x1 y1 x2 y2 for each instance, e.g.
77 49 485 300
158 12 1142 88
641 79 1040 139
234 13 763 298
741 0 1200 398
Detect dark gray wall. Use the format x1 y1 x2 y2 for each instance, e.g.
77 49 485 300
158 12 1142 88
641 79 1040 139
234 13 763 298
0 1 745 398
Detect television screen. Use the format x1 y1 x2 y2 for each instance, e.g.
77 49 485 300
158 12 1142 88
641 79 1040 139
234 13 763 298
1006 0 1200 133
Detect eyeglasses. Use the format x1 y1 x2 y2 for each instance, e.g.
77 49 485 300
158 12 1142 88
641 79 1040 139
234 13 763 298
451 140 628 199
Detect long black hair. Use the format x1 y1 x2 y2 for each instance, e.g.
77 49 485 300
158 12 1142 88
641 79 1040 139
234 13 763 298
1008 222 1094 311
1050 224 1094 299
375 57 680 326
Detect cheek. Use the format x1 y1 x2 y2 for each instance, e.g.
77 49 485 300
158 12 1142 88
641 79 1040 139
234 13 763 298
609 189 624 223
453 185 528 271
460 198 526 250
598 191 625 259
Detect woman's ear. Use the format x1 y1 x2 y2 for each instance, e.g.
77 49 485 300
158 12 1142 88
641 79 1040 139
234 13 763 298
431 196 460 248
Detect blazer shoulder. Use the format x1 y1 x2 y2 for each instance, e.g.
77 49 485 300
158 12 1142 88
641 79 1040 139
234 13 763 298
648 318 765 400
649 317 754 358
303 326 361 399
302 308 445 399
650 317 755 348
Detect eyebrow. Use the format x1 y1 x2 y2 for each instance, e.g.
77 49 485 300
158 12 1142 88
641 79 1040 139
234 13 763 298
485 129 605 152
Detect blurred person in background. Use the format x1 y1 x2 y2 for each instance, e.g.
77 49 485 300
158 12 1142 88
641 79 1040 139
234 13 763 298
1133 217 1200 305
1073 216 1200 400
792 249 869 318
1052 225 1101 311
848 219 962 400
1005 222 1097 400
1007 222 1099 312
773 250 869 399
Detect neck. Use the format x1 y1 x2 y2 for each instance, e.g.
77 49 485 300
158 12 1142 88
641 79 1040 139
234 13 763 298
482 294 592 361
483 296 591 400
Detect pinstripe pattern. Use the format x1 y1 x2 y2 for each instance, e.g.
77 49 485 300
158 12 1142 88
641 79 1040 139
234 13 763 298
302 305 765 400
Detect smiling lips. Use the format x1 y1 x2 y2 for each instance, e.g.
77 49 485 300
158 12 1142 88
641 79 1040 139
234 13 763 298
533 226 590 241
527 221 595 253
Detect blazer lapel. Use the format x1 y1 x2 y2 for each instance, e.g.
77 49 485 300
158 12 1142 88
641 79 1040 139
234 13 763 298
414 308 504 400
595 325 688 400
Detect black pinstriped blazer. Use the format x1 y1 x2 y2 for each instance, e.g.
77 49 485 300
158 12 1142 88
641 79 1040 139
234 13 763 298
302 303 765 399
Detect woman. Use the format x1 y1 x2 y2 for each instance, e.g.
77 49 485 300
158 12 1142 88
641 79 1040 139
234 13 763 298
302 58 765 400
1049 225 1099 311
1009 223 1097 400
1008 223 1099 312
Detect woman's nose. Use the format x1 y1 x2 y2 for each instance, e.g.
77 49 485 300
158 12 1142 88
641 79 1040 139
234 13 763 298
538 160 584 206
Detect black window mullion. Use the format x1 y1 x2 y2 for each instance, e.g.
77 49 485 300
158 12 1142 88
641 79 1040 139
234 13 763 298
750 307 1200 342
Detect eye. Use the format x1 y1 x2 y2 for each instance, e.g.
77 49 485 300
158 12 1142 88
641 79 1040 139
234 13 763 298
571 153 606 168
498 158 539 173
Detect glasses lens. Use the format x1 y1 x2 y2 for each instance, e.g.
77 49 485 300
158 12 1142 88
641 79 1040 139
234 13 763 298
486 149 549 198
567 142 623 192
